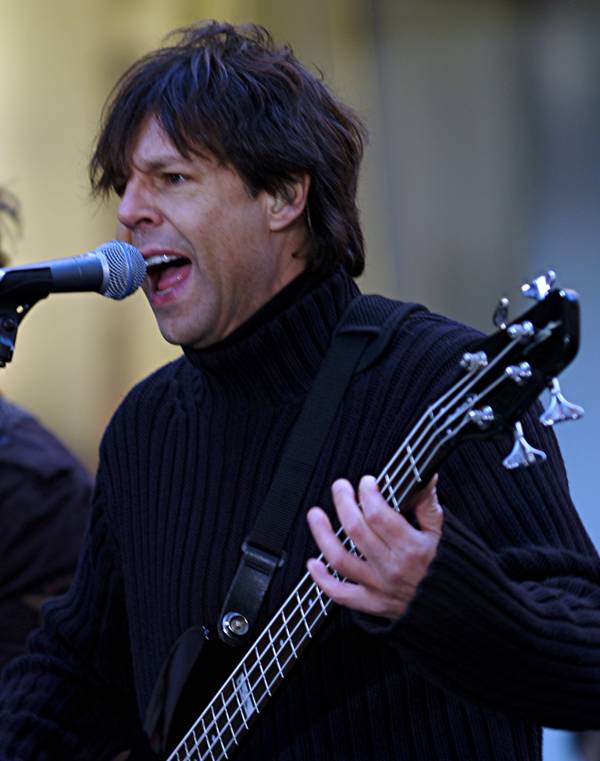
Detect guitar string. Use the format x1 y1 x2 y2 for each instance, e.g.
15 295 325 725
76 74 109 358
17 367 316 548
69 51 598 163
173 337 523 760
380 370 508 507
375 337 518 497
371 332 520 488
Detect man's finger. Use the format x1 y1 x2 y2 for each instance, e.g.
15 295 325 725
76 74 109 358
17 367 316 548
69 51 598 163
306 506 378 585
332 478 391 558
306 558 399 618
358 475 414 548
413 474 444 535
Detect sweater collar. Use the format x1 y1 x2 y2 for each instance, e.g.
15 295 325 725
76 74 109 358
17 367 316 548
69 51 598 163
182 267 360 402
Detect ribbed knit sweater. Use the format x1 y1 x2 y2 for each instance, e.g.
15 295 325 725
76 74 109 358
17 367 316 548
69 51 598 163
1 268 599 761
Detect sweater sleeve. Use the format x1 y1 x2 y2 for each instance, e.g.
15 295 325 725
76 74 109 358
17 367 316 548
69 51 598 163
353 408 600 730
0 478 140 760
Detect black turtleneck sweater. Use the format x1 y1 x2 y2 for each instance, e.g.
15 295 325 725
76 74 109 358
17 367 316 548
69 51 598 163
0 268 599 761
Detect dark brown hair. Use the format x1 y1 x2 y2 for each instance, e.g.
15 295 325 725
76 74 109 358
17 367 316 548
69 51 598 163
90 21 367 276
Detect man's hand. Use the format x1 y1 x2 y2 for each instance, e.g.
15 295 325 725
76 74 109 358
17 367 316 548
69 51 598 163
306 474 443 620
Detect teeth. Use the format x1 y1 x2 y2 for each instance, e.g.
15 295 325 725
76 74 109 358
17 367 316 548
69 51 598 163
145 253 182 268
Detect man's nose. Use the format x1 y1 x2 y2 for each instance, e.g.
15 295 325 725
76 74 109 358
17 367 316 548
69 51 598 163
117 179 160 230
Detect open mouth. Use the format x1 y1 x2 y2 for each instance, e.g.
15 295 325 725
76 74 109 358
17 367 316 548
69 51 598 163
145 253 192 295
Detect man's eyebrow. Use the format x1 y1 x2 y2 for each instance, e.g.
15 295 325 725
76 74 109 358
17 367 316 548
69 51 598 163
131 152 191 173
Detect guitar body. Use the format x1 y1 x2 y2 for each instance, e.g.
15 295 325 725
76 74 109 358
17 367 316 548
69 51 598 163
126 633 240 759
164 636 240 757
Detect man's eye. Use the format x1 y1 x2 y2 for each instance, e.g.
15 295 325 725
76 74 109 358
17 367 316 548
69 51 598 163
165 173 186 185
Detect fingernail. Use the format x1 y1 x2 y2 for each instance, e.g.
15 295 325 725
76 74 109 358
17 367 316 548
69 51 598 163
360 475 377 491
331 479 345 495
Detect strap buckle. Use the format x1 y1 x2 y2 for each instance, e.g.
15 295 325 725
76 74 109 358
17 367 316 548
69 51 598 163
241 540 286 571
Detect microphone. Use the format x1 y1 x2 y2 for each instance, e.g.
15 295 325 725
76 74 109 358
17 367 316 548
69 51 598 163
0 240 147 300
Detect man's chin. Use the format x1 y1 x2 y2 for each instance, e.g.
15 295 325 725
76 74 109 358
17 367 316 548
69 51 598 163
155 319 210 349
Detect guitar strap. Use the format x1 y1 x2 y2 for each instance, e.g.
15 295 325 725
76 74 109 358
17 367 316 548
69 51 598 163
218 294 423 647
143 293 424 755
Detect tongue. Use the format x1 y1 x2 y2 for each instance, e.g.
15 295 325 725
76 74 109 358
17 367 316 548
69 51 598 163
157 263 191 292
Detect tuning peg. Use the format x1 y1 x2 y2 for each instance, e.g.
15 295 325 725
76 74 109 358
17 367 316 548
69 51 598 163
460 351 488 372
539 378 584 426
493 297 510 329
502 422 547 470
521 270 556 301
507 320 535 341
505 362 532 385
467 406 495 430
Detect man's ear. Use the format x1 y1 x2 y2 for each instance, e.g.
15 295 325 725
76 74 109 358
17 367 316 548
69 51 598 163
267 174 310 231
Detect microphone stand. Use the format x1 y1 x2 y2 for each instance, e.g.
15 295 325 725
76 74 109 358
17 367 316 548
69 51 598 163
0 268 53 366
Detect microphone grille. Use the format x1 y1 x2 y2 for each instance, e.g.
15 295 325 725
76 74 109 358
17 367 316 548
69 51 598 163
96 240 146 300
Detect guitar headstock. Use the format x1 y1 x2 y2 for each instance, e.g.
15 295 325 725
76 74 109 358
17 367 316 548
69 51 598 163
441 272 583 469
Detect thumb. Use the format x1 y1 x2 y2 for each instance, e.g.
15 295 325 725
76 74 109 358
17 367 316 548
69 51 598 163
414 474 444 536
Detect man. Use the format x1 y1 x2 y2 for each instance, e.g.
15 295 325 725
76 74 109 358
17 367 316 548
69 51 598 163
0 189 92 669
1 21 599 761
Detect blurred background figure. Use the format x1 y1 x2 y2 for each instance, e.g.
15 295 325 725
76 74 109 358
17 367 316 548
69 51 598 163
0 188 92 670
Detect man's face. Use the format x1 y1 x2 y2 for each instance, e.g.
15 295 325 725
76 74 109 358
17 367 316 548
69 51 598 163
117 116 306 348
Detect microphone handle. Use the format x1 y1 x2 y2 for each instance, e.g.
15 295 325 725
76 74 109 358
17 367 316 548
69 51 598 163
6 254 108 294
